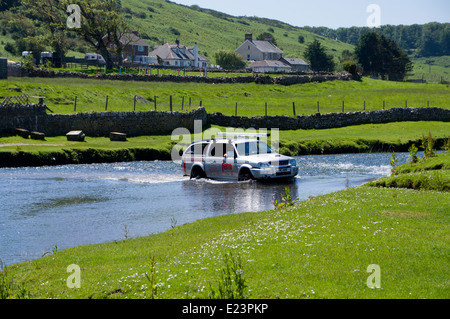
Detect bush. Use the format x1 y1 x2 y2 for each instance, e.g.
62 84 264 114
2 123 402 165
342 60 357 75
214 50 246 70
4 42 16 55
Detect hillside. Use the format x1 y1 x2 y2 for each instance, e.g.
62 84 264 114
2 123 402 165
113 0 356 62
0 0 354 64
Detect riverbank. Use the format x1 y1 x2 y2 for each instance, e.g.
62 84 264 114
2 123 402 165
0 121 449 167
2 151 448 299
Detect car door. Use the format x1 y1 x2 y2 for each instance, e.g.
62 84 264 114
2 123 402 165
222 142 239 180
204 141 225 179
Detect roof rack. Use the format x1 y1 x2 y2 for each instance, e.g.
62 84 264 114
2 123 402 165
215 132 270 140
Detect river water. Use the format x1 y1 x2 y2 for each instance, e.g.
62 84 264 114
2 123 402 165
0 152 410 266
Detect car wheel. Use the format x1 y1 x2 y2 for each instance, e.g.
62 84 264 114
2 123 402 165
190 166 205 179
238 168 253 181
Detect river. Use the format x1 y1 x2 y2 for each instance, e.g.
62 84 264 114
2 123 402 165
0 152 410 266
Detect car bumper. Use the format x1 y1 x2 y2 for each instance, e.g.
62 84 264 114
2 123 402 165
251 166 299 180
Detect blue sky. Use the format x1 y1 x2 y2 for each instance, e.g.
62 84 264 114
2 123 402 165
173 0 449 29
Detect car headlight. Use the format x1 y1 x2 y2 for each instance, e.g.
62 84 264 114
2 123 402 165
289 159 297 166
257 162 271 169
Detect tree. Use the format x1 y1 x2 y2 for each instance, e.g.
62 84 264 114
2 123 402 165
355 32 412 81
0 0 19 11
214 50 246 70
303 40 335 72
59 0 130 69
21 0 69 67
256 32 277 46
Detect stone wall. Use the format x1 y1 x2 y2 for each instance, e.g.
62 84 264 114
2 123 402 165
1 104 448 138
208 107 450 130
0 104 48 133
0 105 208 136
20 68 353 85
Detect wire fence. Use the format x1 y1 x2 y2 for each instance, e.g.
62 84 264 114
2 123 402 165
60 94 447 118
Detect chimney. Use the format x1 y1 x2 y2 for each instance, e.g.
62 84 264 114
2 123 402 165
193 43 199 68
245 33 253 42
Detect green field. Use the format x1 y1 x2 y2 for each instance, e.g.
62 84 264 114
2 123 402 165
1 77 449 117
2 152 448 299
1 121 449 163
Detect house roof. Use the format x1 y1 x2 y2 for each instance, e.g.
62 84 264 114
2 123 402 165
150 43 208 61
236 39 283 55
280 57 309 66
118 33 150 47
101 32 150 47
249 60 291 68
251 40 283 54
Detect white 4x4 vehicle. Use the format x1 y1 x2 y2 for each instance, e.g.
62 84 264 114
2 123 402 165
181 133 299 181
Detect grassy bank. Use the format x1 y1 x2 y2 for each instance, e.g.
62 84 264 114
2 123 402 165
1 77 449 117
0 121 448 167
367 151 450 191
2 175 448 299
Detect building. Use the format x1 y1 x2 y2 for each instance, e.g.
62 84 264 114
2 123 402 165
235 33 310 72
248 60 291 73
279 57 310 72
104 32 151 62
235 33 284 62
149 41 209 68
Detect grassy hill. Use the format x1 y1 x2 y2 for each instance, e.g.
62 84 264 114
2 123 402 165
1 0 448 82
118 0 354 63
0 0 354 64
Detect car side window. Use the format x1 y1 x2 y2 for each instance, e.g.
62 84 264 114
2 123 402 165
209 142 227 157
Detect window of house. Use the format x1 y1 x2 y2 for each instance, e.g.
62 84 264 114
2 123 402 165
138 45 144 52
247 55 250 60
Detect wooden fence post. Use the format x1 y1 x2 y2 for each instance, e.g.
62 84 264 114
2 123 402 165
317 101 320 113
170 95 173 112
364 100 366 111
235 102 238 116
74 95 77 112
181 96 184 110
154 96 157 111
134 95 136 111
292 102 296 116
342 101 344 113
265 102 267 116
105 95 108 111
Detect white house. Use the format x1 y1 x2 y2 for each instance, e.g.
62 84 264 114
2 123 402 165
235 33 284 62
149 41 209 68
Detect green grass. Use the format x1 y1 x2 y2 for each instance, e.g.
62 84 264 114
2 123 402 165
409 56 450 84
367 152 450 191
3 184 448 299
1 121 449 161
1 77 449 117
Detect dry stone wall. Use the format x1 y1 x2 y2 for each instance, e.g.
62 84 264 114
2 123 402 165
0 105 448 137
0 105 208 136
20 68 353 85
208 107 450 130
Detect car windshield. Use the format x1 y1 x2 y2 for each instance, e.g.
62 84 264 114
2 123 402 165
235 141 273 156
